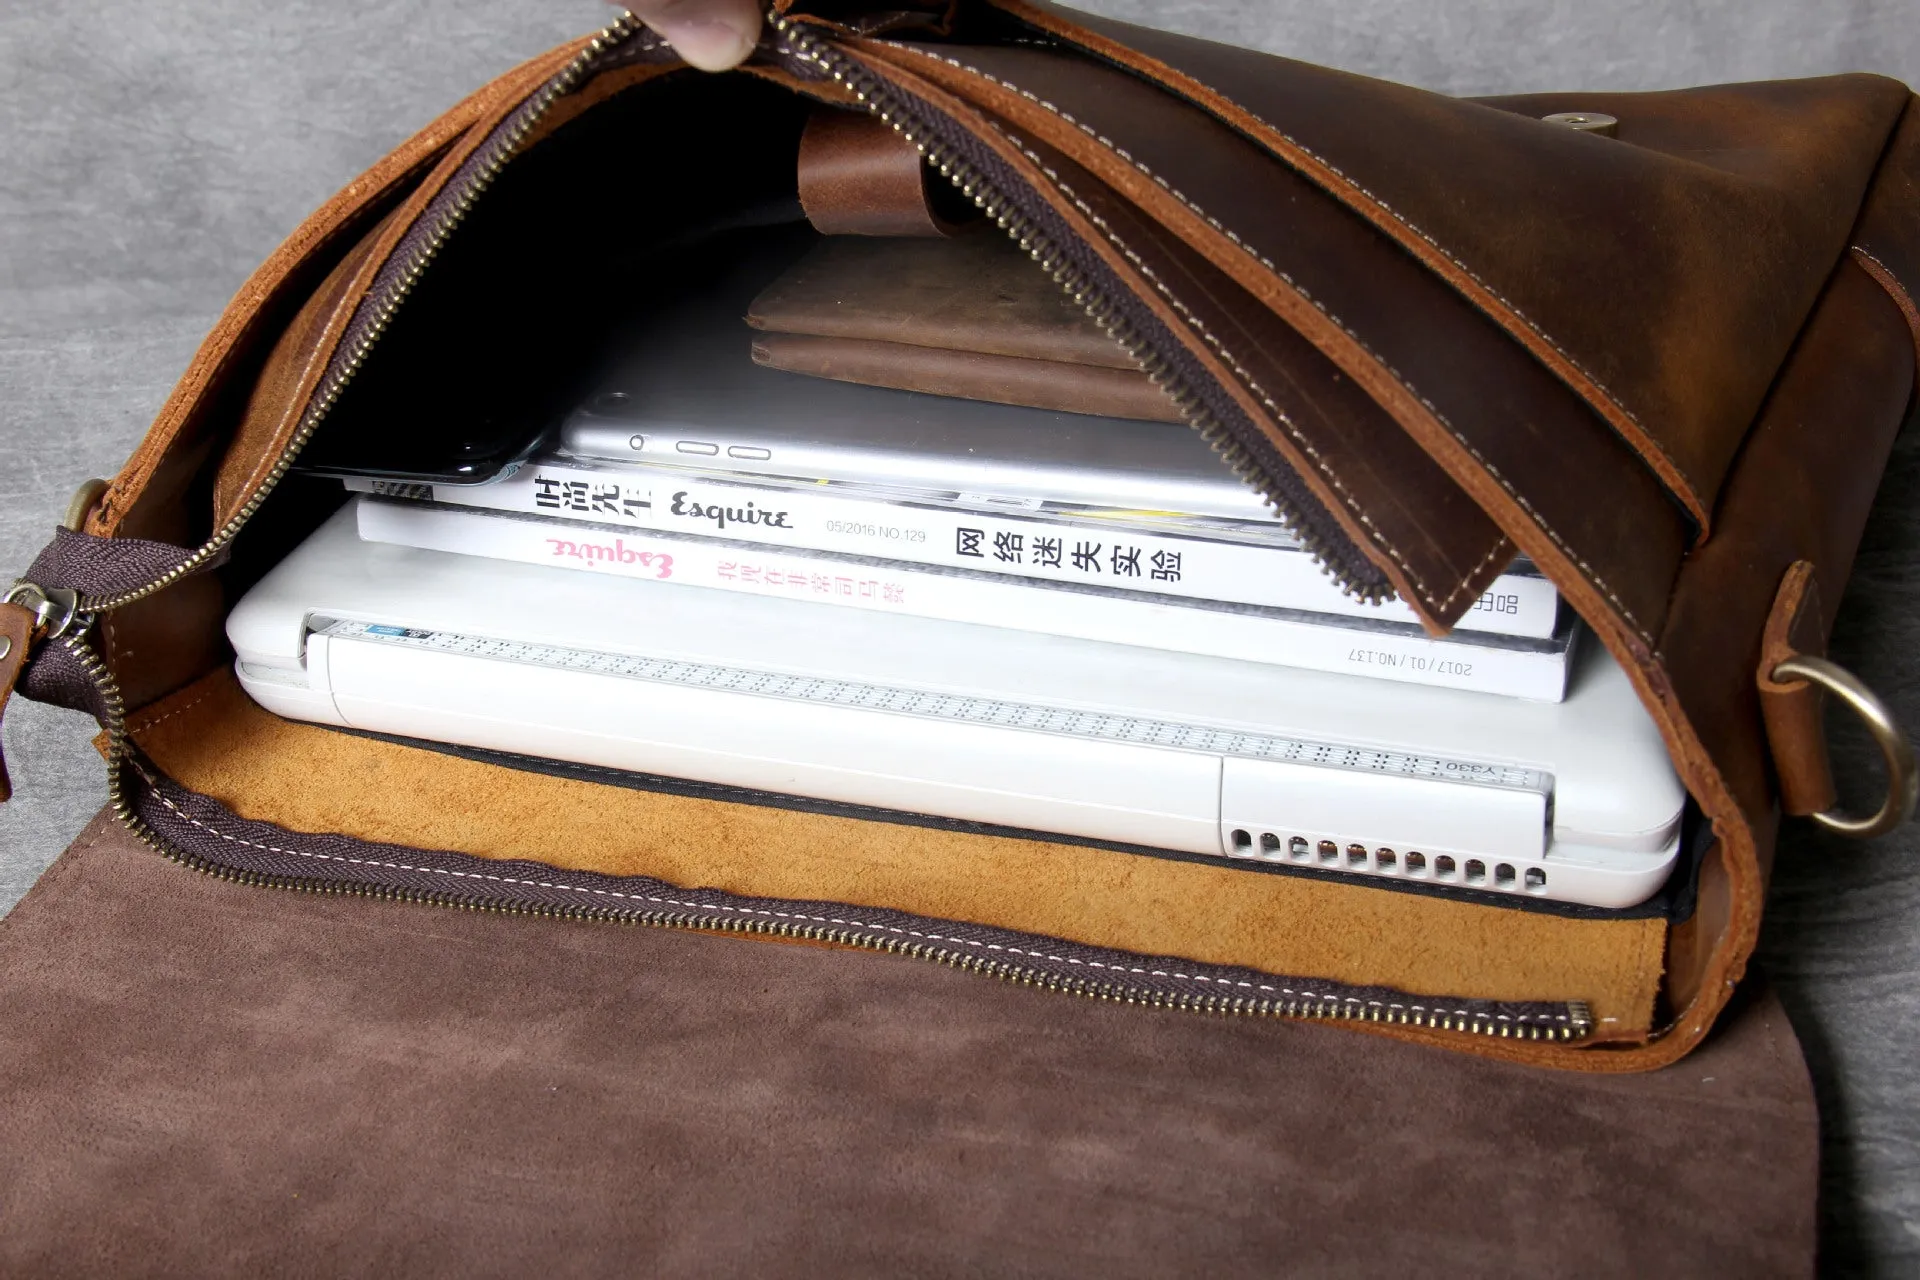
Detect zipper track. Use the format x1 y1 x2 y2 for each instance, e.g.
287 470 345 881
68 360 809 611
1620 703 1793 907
34 14 1587 1045
767 15 1390 602
74 13 642 617
162 868 1589 1036
110 723 1588 1042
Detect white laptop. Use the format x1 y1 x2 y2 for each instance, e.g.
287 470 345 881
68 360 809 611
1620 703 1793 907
228 504 1686 909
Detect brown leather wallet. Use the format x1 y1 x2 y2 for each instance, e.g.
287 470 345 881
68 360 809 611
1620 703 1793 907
747 231 1184 419
5 1 1918 1079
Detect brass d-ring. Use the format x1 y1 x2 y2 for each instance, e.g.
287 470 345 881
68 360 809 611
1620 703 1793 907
1771 655 1918 838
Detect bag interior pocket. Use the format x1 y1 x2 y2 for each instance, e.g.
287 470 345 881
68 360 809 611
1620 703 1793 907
160 67 1700 1046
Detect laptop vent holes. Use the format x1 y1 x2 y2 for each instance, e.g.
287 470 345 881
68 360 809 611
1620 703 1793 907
1224 829 1547 896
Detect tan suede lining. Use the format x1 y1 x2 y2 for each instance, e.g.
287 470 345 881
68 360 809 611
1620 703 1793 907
130 670 1666 1037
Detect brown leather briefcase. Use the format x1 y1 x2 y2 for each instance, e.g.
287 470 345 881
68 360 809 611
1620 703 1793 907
1 3 1915 1269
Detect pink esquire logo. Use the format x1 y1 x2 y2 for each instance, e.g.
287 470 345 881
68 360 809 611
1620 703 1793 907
546 538 674 580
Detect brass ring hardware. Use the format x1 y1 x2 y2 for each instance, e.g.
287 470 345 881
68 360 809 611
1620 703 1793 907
2 582 81 640
62 478 110 533
1771 655 1918 838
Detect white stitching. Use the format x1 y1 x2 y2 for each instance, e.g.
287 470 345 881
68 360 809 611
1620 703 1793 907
945 31 1688 505
902 47 1656 643
982 133 1450 611
130 762 1569 1026
125 689 219 737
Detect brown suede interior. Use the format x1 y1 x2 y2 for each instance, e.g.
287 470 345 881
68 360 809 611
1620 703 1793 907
0 814 1816 1276
131 669 1669 1037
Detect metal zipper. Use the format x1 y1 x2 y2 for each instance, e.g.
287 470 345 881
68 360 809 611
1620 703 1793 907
69 13 643 618
110 734 1589 1042
15 13 1584 1044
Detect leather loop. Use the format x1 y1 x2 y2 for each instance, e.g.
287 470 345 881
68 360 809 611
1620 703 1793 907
1756 561 1837 815
797 107 959 237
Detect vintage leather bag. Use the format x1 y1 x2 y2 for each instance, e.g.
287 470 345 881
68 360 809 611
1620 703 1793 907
4 0 1917 1077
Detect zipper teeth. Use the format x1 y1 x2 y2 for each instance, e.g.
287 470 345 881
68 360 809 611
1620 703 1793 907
144 814 1592 1041
61 622 128 814
47 18 1581 1045
77 13 641 617
768 16 1385 602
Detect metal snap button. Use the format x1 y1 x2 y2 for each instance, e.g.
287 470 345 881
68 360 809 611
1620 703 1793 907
1542 111 1619 137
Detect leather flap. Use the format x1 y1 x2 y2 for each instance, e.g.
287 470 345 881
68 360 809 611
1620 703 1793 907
997 1 1912 537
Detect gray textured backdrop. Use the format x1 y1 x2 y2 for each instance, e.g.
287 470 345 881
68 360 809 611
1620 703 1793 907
3 1 1917 1271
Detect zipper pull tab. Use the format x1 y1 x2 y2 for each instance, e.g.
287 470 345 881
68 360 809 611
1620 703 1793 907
0 582 84 803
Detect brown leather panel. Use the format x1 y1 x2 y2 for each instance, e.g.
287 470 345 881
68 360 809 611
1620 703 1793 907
746 231 1139 369
995 2 1910 533
98 575 230 713
1756 562 1839 816
91 39 590 540
869 41 1691 640
1851 95 1920 366
797 107 953 236
1011 140 1518 626
0 603 37 802
841 55 1510 626
752 331 1181 420
210 206 404 527
0 814 1817 1276
128 671 1669 1038
84 46 603 712
1663 837 1736 1018
1655 261 1914 1037
1855 248 1920 372
203 51 606 532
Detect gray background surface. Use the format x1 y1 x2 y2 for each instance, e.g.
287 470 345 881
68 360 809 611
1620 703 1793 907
2 1 1916 1270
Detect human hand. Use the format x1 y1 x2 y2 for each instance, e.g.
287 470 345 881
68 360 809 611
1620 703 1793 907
622 0 764 72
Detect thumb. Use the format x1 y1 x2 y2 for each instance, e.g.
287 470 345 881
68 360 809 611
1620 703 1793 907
622 0 763 72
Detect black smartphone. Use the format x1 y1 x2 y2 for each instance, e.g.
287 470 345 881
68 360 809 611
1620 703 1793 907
292 394 554 486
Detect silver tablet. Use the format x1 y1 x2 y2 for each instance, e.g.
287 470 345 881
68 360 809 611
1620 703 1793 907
555 312 1279 523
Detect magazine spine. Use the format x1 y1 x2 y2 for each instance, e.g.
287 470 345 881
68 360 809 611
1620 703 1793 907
355 498 1571 702
346 467 1556 638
